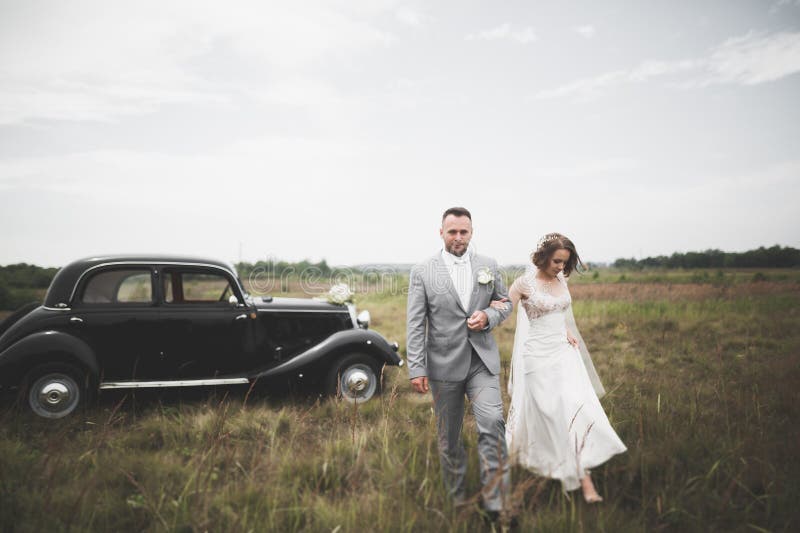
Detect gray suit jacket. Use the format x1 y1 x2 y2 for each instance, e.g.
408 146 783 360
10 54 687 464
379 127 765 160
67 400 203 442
406 251 512 381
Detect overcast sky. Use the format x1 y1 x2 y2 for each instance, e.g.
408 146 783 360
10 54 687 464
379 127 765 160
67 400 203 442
1 0 799 268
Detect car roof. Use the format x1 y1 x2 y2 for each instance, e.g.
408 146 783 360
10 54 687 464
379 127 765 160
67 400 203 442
44 255 239 308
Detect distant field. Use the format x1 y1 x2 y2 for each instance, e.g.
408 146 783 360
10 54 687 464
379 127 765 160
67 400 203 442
565 267 800 285
1 271 799 531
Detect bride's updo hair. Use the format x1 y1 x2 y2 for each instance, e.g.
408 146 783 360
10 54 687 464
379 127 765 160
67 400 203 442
531 233 585 276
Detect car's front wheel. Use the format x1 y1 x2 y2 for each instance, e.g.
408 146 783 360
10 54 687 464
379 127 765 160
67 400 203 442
326 353 382 403
23 363 87 419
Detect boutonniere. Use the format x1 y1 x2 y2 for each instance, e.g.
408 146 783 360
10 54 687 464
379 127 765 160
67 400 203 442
476 267 494 286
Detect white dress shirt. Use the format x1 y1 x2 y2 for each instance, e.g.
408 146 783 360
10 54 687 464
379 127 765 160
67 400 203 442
441 247 473 310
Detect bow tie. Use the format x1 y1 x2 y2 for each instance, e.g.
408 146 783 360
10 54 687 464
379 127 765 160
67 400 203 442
451 255 468 265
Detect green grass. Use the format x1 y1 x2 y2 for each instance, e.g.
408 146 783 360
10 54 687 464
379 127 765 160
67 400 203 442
1 279 799 531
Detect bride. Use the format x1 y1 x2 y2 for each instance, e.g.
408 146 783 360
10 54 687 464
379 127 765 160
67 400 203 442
496 233 627 503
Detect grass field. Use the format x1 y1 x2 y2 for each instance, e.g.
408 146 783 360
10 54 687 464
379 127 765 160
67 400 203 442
1 270 799 531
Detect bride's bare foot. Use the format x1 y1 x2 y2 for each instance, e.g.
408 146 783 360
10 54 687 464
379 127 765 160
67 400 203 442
581 474 603 504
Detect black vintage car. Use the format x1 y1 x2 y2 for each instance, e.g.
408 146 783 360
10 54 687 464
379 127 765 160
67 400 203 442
0 255 402 418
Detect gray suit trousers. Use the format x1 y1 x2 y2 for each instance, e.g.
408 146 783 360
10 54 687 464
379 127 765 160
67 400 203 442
429 351 510 511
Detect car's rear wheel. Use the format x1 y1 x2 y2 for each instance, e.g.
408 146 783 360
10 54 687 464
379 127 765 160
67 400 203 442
23 363 87 419
326 353 382 403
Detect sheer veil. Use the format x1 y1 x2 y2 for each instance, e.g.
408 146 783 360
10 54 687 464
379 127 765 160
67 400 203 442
565 290 605 398
507 264 605 400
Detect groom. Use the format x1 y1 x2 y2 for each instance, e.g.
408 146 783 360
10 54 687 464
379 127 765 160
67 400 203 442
406 206 512 515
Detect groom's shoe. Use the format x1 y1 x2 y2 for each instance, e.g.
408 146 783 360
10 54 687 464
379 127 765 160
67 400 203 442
481 510 519 531
480 510 500 528
481 509 519 532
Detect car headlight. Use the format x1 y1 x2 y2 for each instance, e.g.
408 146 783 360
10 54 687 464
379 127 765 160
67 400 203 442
356 309 370 329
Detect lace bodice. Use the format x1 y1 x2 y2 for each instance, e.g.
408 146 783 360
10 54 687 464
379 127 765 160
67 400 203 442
518 271 572 320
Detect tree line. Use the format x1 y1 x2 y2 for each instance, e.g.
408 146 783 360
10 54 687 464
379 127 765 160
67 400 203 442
0 263 59 311
234 259 332 279
1 247 798 311
613 245 800 269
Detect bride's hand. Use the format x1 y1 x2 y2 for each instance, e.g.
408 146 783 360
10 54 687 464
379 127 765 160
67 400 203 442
567 330 579 347
489 297 509 310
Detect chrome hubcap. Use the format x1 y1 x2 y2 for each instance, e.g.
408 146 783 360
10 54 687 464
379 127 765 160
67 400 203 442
40 382 70 406
346 370 369 393
28 372 81 419
340 364 377 402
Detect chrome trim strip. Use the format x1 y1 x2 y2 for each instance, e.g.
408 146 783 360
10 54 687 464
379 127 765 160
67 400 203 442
256 308 350 314
99 378 249 389
68 261 240 303
43 306 72 311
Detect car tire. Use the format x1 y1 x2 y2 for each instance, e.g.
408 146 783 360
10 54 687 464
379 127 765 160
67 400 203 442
22 363 88 419
326 353 382 403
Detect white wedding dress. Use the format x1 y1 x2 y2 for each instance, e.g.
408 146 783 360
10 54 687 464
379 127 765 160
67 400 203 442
506 268 627 492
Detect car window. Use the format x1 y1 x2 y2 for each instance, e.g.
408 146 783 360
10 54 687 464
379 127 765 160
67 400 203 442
81 269 153 304
163 271 234 304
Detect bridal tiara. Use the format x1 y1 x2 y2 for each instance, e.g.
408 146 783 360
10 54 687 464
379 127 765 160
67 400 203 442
536 233 562 251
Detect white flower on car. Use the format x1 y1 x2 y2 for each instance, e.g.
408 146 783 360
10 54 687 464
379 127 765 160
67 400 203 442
476 267 494 285
326 283 354 305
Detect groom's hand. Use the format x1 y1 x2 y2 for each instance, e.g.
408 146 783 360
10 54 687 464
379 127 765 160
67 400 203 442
411 376 429 394
467 310 488 331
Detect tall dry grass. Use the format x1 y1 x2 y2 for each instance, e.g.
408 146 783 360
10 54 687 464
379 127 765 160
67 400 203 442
1 273 799 531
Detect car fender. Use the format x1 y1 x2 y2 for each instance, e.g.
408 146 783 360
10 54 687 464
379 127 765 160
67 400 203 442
0 330 99 379
254 329 400 380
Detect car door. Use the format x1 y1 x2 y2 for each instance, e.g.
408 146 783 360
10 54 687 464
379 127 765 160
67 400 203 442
69 266 164 381
156 265 256 379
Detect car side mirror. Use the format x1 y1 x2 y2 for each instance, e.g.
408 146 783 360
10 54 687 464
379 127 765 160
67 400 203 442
228 295 240 307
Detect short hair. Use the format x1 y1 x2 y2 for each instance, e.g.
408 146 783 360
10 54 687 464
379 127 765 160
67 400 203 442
531 233 585 276
442 207 472 223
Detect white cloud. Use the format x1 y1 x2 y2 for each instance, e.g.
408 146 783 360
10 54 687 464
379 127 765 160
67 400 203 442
769 0 800 14
467 23 510 41
467 23 537 44
532 157 640 179
629 59 700 82
574 25 596 39
534 70 625 101
0 136 375 200
702 31 800 85
395 7 427 27
0 79 232 125
0 135 462 265
0 1 396 124
536 31 800 100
